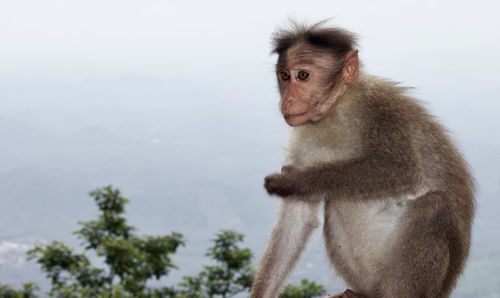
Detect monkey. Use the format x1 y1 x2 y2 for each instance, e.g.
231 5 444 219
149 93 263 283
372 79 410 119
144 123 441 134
250 21 475 298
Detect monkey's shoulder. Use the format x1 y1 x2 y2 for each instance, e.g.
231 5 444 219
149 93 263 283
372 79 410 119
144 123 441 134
358 76 423 113
355 75 438 130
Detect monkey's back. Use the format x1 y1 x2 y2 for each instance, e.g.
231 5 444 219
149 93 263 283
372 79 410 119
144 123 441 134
288 75 475 297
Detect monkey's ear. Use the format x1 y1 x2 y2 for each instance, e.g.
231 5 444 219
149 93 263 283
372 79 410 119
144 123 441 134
342 50 359 83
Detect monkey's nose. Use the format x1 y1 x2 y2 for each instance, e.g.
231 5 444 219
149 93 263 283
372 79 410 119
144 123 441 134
285 98 295 108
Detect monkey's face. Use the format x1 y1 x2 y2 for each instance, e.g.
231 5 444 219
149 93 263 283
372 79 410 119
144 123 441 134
276 46 340 126
276 44 359 127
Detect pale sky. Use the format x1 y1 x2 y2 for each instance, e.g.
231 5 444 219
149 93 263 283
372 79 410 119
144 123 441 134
1 0 499 147
1 0 499 80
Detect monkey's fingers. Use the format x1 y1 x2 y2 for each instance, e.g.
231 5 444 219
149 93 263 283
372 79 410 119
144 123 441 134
281 165 298 173
264 173 295 197
264 173 281 195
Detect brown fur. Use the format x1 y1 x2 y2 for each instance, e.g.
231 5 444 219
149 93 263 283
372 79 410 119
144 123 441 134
251 22 475 298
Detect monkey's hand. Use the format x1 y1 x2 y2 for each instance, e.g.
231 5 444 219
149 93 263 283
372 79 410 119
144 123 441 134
264 171 301 197
281 164 299 173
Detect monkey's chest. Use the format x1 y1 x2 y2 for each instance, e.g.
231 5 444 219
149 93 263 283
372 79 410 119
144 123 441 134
323 198 407 287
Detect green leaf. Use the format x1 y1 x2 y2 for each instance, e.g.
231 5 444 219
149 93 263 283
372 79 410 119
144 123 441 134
26 186 184 297
279 279 327 298
178 229 255 297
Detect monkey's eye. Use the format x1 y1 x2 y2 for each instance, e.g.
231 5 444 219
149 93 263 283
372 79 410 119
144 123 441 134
280 71 290 81
298 71 310 81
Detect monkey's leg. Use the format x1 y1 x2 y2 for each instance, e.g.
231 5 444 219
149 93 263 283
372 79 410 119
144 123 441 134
379 192 465 298
250 199 321 298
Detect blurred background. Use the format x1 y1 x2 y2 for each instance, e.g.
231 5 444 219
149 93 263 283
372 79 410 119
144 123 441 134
0 0 499 297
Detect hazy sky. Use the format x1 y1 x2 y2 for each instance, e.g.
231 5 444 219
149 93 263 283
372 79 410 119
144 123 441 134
1 0 499 149
1 0 499 80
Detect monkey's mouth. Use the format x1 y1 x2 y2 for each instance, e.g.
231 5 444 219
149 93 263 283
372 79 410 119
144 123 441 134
284 111 309 126
284 111 308 119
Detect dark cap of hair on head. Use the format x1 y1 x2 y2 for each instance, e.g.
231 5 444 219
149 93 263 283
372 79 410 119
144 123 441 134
271 20 358 57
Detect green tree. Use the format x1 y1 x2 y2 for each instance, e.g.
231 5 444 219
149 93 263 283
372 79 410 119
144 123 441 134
279 279 327 298
0 282 39 298
27 186 184 297
3 186 328 297
177 230 254 298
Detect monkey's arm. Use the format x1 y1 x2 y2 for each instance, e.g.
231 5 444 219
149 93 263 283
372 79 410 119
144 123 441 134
265 123 421 200
250 200 321 298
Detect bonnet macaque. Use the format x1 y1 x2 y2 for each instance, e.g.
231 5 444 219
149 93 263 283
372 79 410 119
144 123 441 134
250 22 475 298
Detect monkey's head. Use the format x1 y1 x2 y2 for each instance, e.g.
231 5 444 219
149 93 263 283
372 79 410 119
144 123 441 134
272 22 359 126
